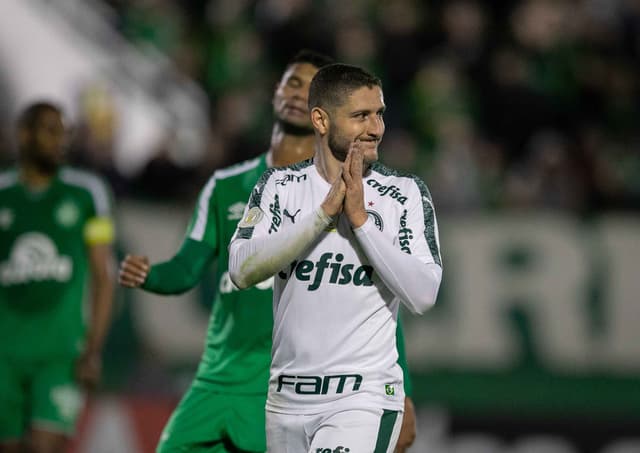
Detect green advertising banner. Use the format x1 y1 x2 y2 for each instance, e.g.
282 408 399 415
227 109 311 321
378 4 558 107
403 214 640 419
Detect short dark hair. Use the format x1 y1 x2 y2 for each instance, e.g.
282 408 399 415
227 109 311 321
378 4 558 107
286 49 334 71
17 101 62 129
308 63 382 111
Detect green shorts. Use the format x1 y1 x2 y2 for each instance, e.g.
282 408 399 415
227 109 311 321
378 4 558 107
0 356 84 441
157 384 266 453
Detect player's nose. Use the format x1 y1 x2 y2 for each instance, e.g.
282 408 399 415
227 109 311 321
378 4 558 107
366 116 384 139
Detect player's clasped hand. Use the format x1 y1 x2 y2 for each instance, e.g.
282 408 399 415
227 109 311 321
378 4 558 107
119 254 150 287
342 142 368 228
320 167 346 218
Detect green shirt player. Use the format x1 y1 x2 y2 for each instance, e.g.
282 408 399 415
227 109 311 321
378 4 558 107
119 51 417 453
0 102 115 453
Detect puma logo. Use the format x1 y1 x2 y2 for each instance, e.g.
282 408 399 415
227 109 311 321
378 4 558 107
283 208 301 224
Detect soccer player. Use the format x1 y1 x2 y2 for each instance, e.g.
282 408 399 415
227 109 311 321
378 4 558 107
229 63 442 452
119 51 417 452
0 102 115 453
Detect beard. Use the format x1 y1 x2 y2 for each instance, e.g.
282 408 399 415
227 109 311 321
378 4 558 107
26 148 62 175
328 127 350 162
276 117 314 136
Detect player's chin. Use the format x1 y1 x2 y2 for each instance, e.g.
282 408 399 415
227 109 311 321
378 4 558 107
363 148 379 164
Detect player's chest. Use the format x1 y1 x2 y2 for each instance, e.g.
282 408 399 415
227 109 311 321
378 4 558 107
0 195 86 250
274 181 410 239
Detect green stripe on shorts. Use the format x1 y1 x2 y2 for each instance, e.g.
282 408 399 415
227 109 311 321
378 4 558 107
373 409 399 453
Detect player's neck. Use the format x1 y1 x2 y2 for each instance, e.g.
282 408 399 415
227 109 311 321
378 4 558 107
313 144 343 184
268 124 315 168
19 163 56 191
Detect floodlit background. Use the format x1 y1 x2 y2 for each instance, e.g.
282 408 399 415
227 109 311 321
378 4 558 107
1 0 639 452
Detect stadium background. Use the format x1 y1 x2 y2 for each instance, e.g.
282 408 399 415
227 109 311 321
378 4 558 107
1 0 639 451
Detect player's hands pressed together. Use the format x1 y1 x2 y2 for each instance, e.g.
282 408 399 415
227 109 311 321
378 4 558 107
342 142 368 228
320 167 346 218
118 254 150 287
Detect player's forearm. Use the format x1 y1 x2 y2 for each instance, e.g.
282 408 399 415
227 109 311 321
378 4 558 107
354 219 442 315
86 262 115 354
142 239 214 294
229 207 332 289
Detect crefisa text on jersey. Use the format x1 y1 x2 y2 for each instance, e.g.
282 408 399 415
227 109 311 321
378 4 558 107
366 179 408 204
398 210 413 254
277 252 374 291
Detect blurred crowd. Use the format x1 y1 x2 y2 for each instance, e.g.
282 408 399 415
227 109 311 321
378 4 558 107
4 0 640 214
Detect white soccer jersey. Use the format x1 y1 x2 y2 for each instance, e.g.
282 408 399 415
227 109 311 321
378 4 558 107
229 158 442 415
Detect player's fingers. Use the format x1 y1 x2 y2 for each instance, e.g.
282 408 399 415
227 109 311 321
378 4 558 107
334 167 346 191
121 256 149 275
118 267 145 287
124 255 150 271
124 262 148 277
118 269 144 287
344 146 352 167
342 149 353 185
349 141 363 169
351 145 364 177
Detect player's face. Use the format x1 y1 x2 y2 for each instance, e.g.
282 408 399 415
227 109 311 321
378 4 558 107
327 85 385 163
273 62 318 132
22 109 69 173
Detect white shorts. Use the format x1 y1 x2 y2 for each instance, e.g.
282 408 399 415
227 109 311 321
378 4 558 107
266 407 403 453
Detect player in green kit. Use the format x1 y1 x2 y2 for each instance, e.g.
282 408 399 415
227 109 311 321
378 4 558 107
0 102 115 453
119 51 416 452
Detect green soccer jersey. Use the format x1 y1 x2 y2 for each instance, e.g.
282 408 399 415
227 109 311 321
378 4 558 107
187 155 272 394
0 167 113 361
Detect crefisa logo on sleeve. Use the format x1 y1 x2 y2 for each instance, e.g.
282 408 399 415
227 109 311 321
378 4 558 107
398 210 413 254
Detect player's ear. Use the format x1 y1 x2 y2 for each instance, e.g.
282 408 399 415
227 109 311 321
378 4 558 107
311 107 329 135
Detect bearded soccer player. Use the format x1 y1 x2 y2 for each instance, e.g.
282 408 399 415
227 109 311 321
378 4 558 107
229 63 442 452
120 51 417 452
0 102 115 453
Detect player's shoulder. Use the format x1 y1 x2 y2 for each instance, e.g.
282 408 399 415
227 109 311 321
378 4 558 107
273 158 314 173
213 155 266 182
0 168 19 192
269 158 314 184
249 157 313 188
58 166 112 214
368 162 433 201
59 166 109 188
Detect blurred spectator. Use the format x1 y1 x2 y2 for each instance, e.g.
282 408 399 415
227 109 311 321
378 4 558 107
408 58 476 153
375 0 429 94
120 0 186 55
255 0 334 65
438 0 491 81
68 82 131 197
2 0 640 213
503 130 588 212
333 17 379 73
422 115 486 213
